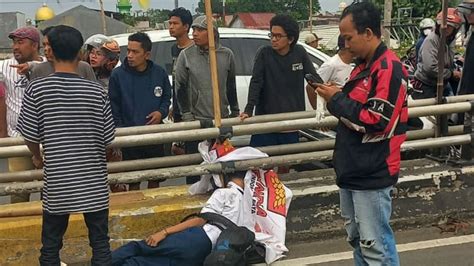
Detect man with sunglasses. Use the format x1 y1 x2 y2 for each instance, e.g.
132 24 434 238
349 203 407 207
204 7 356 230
240 14 320 170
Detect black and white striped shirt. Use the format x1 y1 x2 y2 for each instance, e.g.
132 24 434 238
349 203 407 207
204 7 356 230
17 73 116 214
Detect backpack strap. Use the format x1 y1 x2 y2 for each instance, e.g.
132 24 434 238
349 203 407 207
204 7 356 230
180 212 238 231
198 212 238 230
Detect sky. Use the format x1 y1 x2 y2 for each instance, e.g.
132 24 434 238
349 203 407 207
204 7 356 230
0 0 353 21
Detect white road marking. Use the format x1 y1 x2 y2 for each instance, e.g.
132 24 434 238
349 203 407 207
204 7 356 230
264 234 474 265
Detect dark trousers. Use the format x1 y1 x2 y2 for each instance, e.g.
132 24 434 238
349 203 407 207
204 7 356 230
185 141 200 184
122 145 165 190
40 209 111 266
250 132 299 147
111 227 211 266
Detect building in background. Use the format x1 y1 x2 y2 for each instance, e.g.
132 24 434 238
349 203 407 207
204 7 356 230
228 13 275 30
37 5 131 42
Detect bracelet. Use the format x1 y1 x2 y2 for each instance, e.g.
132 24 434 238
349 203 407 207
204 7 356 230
162 228 169 236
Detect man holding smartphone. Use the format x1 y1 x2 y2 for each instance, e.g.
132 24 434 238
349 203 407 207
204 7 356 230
240 14 321 159
109 32 171 190
317 2 407 265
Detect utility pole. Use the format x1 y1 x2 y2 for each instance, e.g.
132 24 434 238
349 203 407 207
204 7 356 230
383 0 392 47
175 0 179 8
223 0 226 26
98 0 107 35
309 0 313 33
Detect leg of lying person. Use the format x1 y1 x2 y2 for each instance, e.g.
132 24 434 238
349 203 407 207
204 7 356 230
352 187 400 266
112 227 211 266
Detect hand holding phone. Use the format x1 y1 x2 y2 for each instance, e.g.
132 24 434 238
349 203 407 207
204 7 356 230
305 73 324 85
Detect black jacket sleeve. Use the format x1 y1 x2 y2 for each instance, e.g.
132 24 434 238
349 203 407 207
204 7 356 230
244 47 266 115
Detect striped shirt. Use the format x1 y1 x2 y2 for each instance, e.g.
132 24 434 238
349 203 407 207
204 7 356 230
0 58 26 137
16 73 116 214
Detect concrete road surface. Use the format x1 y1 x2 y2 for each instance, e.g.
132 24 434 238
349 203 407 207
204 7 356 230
271 223 474 266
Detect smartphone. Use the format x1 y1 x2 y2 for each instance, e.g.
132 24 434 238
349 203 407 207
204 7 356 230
305 73 324 85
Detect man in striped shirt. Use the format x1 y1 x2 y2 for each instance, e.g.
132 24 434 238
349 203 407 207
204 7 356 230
0 26 44 202
17 25 115 265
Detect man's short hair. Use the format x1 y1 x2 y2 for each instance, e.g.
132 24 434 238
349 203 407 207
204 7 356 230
128 32 152 52
341 1 382 38
270 14 300 49
48 25 84 61
169 7 193 33
41 26 55 37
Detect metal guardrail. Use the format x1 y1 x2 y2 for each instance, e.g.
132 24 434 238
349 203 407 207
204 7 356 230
0 133 470 196
0 95 473 148
0 101 471 159
0 97 474 195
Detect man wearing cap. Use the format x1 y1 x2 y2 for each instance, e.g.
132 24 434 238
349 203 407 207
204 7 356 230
0 26 43 203
305 32 323 49
12 26 96 82
458 0 474 96
174 15 239 184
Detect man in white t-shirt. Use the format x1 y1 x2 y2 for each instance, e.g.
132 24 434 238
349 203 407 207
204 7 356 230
0 26 43 203
307 35 354 110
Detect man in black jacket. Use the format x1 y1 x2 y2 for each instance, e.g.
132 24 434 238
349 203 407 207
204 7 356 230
317 2 407 265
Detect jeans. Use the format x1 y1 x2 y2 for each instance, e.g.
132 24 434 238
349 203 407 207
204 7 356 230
184 140 201 184
39 209 111 266
111 227 211 266
339 187 400 266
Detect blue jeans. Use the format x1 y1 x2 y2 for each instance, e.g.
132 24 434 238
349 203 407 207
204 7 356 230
111 227 211 266
339 187 400 266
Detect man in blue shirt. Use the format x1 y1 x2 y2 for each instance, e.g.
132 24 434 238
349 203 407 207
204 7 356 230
109 32 171 190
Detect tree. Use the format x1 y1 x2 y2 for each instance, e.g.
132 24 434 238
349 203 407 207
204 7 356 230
196 0 321 21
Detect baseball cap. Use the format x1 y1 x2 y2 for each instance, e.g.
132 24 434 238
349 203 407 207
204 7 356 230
305 33 322 44
101 39 120 59
191 15 217 30
8 27 40 43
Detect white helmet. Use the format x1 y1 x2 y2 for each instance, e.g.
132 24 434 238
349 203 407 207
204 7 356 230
419 18 435 30
458 0 474 15
84 34 110 50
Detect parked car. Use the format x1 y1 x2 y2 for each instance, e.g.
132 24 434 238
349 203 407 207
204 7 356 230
110 28 330 113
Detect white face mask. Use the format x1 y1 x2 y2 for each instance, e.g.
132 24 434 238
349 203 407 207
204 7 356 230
423 28 433 36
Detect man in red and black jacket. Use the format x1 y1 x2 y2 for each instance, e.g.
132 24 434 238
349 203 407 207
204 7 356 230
316 2 407 265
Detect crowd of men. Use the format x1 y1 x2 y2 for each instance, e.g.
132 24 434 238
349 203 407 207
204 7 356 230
1 0 474 265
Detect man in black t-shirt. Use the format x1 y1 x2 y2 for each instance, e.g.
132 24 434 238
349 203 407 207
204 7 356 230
240 15 320 150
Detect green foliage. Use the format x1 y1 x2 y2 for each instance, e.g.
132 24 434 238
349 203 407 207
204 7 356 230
196 0 321 21
120 9 171 27
122 14 137 26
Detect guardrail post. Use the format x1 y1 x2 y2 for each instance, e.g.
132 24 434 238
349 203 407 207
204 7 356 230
460 101 474 162
429 97 449 160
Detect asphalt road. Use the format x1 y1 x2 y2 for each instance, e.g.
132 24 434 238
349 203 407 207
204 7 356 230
272 224 474 266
